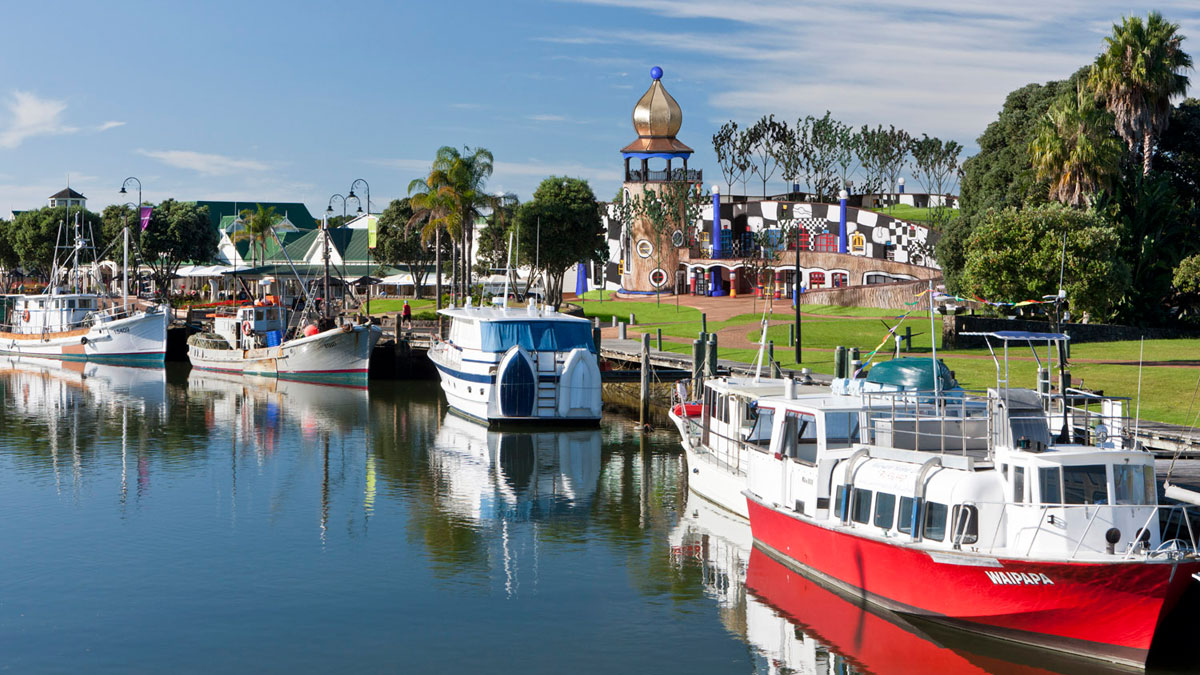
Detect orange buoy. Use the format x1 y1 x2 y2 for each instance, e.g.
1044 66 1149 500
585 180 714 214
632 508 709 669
303 324 319 337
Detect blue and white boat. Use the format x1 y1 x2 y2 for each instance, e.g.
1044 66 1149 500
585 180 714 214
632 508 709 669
428 299 602 425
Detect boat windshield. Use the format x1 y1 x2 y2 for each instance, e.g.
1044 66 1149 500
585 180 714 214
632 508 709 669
480 320 595 353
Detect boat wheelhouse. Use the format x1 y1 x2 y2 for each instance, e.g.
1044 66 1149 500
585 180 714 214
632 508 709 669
674 331 1200 668
428 300 601 425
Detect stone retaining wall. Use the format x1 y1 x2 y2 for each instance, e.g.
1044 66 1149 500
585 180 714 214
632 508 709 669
799 278 940 311
946 316 1200 349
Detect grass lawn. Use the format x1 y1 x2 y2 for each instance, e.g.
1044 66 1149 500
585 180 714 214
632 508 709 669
366 297 438 319
618 307 1200 426
863 204 959 227
578 295 702 325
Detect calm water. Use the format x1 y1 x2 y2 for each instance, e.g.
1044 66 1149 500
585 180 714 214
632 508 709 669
0 359 1194 674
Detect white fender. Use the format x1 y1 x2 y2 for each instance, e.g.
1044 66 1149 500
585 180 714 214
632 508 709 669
558 347 602 418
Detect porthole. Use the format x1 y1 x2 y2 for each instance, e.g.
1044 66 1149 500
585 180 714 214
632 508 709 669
671 230 685 248
648 268 669 288
636 239 654 258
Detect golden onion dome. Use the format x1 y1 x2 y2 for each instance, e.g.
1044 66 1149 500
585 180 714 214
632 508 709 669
631 66 682 138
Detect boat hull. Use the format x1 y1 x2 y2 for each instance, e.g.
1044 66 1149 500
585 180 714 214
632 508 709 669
188 324 380 385
745 491 1200 668
0 310 167 362
682 440 750 519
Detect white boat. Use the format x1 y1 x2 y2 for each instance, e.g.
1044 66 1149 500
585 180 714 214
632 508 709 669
428 299 601 425
0 218 167 363
0 294 168 363
673 330 1200 667
187 300 381 386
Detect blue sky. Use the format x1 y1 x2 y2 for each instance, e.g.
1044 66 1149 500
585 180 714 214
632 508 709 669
2 0 1197 217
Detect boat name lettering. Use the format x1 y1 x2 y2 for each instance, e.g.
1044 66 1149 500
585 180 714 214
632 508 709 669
984 570 1054 586
112 327 130 334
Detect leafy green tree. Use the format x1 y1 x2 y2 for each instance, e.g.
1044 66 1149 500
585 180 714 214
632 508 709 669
960 204 1129 321
798 112 841 201
0 217 16 272
1030 86 1123 207
377 198 433 299
100 204 140 247
1172 253 1200 321
712 121 750 195
139 200 217 300
1155 97 1200 204
909 134 963 229
746 114 788 196
1090 11 1193 175
422 146 495 292
513 176 605 309
9 205 101 276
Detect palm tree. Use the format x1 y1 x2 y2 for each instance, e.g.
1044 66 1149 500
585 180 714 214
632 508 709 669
407 176 462 311
1090 11 1193 175
1030 86 1123 207
429 146 495 293
231 204 278 272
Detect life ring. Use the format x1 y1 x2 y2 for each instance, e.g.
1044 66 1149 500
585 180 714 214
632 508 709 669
22 310 29 322
242 320 253 336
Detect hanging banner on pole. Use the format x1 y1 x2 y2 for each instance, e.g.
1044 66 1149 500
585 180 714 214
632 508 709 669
367 215 378 249
139 206 153 231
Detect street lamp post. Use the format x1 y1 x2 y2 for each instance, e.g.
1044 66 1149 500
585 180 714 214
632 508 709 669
794 211 802 364
118 177 142 311
348 179 371 316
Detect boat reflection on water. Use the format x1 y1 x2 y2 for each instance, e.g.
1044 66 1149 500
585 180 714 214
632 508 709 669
425 412 602 593
673 494 1131 675
0 354 166 413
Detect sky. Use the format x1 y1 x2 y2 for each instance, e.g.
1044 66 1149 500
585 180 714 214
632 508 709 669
1 0 1197 218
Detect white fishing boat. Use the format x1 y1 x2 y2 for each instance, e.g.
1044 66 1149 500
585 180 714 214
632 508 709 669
186 299 381 386
0 215 167 362
428 299 602 425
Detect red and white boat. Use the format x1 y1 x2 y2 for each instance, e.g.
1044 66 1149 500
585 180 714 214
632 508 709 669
677 330 1200 668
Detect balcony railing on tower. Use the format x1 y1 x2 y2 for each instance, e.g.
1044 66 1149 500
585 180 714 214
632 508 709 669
625 167 703 183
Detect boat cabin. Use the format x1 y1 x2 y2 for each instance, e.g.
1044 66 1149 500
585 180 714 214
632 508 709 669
7 293 102 333
213 301 287 349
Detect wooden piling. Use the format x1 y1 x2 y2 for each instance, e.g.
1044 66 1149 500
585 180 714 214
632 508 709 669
656 328 663 351
788 324 795 347
640 332 651 429
593 326 602 353
618 322 626 340
706 334 718 377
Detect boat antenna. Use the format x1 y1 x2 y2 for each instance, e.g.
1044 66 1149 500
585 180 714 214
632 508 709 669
534 217 541 304
502 230 514 309
1134 336 1144 443
929 279 939 398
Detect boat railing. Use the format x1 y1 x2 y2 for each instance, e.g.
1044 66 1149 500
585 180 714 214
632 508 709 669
857 389 993 458
970 501 1200 560
678 414 757 476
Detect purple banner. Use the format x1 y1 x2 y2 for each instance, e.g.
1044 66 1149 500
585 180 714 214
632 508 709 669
139 206 153 231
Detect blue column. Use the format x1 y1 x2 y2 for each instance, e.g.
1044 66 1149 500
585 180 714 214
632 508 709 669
838 191 848 254
711 188 721 259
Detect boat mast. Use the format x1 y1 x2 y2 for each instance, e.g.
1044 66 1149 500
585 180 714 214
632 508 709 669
123 222 129 313
929 279 939 399
323 213 331 320
502 231 514 309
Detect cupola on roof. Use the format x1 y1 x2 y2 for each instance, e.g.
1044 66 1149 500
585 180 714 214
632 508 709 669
621 67 693 158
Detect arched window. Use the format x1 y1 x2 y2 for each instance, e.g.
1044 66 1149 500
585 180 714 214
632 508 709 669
849 232 866 254
832 272 848 288
809 271 826 288
815 233 837 252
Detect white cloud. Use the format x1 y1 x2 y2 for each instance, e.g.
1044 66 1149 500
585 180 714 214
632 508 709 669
138 149 269 175
96 121 125 132
0 91 79 149
527 114 567 122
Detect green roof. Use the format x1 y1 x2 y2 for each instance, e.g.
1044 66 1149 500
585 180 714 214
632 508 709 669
226 263 399 279
197 200 318 233
229 228 316 264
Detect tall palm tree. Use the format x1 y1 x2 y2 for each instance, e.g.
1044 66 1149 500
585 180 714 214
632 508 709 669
429 146 495 293
1030 86 1123 207
1090 11 1193 175
231 204 278 272
407 177 461 311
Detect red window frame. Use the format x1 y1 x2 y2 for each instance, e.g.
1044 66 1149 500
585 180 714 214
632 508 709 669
815 233 837 252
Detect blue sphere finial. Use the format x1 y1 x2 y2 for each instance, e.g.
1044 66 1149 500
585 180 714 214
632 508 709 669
650 66 663 81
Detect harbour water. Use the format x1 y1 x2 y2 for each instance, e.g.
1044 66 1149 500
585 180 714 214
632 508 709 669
1 359 1196 673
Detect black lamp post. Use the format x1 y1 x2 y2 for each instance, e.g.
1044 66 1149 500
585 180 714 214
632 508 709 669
348 179 371 316
118 177 142 307
793 207 802 364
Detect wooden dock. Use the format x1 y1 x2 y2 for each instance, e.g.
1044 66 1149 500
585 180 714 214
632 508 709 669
599 338 833 383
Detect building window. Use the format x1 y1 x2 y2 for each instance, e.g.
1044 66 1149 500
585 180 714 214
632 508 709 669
815 233 837 252
808 271 825 288
795 229 811 250
832 272 848 288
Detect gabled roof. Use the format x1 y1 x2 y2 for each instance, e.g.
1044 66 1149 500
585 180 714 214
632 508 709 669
196 201 318 233
50 187 86 200
227 228 315 265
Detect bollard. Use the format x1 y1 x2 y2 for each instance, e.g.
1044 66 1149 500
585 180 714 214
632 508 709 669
656 328 663 351
850 347 860 364
701 313 707 334
593 326 602 354
618 322 627 340
769 341 782 378
692 338 704 395
834 346 847 379
788 324 795 347
903 326 912 353
611 316 617 328
850 359 862 377
594 317 600 328
630 313 636 326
